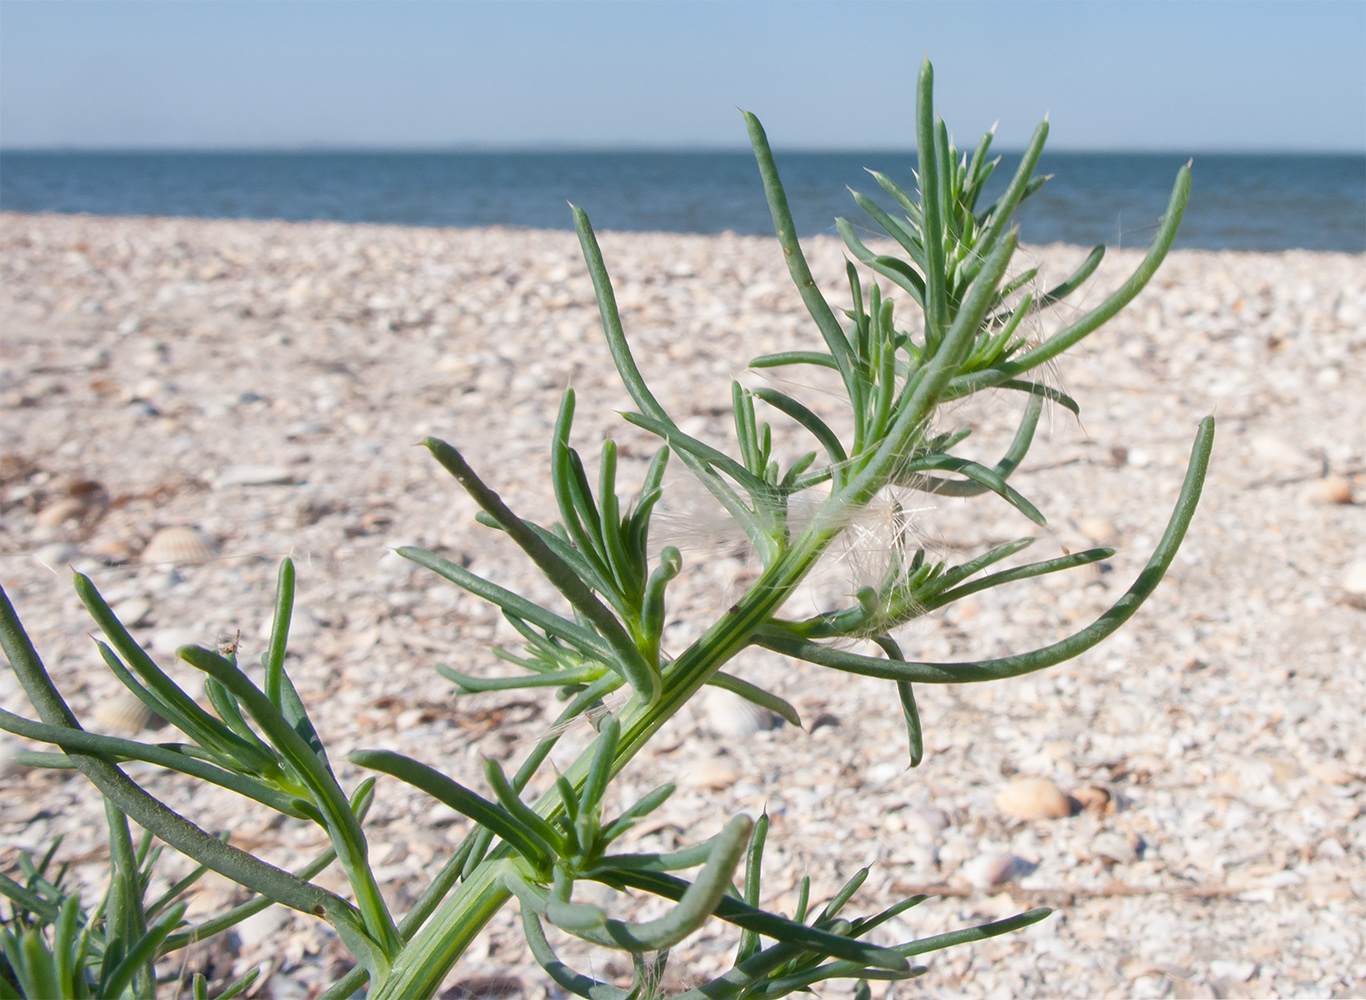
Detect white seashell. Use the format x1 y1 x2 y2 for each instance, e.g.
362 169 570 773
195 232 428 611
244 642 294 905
1341 559 1366 596
961 853 1035 890
110 597 153 628
35 497 88 528
214 464 297 488
256 605 322 641
149 627 205 653
92 692 160 734
141 526 219 566
995 777 1076 820
1209 960 1257 984
902 807 951 836
1090 832 1138 865
0 743 24 779
33 543 78 571
703 687 781 739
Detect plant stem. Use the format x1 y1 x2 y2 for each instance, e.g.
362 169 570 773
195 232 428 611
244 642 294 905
369 521 844 997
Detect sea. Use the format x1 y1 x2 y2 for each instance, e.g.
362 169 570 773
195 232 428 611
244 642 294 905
1 149 1362 252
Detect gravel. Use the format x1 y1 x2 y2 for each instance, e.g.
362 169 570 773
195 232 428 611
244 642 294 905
2 210 1363 998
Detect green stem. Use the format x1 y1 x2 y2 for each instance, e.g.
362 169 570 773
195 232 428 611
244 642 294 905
370 522 844 999
367 860 513 1000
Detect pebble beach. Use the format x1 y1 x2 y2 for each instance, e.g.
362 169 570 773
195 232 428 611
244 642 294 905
1 210 1364 998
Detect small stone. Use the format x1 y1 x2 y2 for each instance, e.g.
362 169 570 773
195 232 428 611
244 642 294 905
1307 761 1355 786
1090 832 1138 864
90 538 137 563
1251 435 1305 473
1306 476 1353 505
808 711 841 733
902 807 951 835
1079 516 1118 545
686 756 738 790
34 497 88 528
995 777 1076 820
1122 752 1167 781
441 977 524 1000
1073 784 1115 815
1341 559 1366 596
1209 959 1256 983
234 907 287 951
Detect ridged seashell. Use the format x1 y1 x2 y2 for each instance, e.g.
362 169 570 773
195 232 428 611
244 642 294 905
92 692 161 734
962 853 1036 890
995 777 1076 820
703 688 781 739
141 526 218 566
35 497 88 527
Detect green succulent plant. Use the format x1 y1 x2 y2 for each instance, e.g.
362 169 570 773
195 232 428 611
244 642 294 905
1 58 1210 998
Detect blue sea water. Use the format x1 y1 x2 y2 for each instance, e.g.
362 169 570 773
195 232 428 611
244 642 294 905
0 149 1361 252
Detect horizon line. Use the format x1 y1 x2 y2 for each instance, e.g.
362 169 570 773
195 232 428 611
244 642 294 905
3 143 1363 158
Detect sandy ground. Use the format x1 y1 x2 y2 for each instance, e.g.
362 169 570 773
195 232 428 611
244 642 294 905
1 210 1364 999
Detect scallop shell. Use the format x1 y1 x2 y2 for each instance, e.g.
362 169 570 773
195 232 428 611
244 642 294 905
92 692 161 734
141 526 219 566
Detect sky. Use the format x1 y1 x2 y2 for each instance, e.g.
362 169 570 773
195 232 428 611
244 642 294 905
1 1 1363 153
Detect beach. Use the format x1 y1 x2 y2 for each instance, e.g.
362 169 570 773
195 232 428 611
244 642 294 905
2 211 1364 997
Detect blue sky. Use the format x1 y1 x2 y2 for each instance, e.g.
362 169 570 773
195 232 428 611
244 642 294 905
1 1 1362 152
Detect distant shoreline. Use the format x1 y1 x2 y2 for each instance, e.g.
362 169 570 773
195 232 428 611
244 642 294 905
3 210 1362 260
2 149 1361 252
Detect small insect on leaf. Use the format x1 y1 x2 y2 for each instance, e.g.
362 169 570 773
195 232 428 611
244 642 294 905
216 630 241 657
